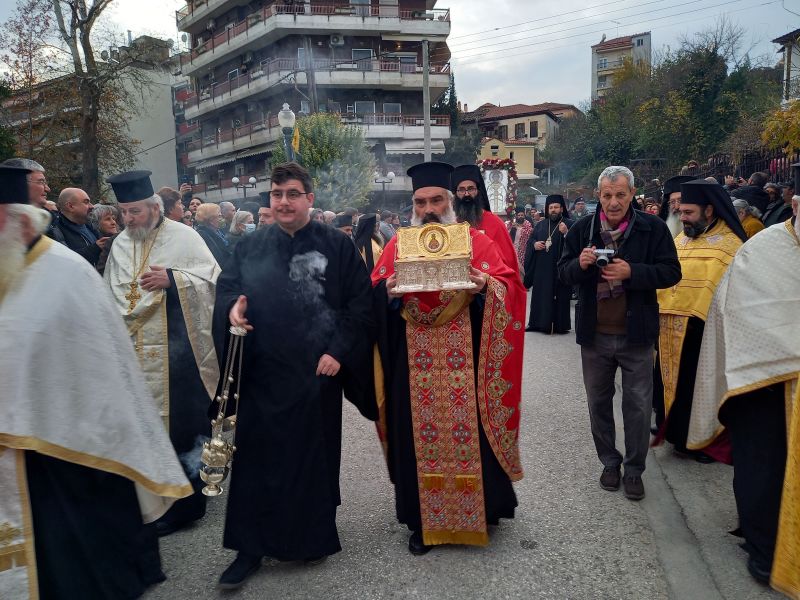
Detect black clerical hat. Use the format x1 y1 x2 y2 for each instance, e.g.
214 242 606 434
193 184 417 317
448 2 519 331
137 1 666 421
258 191 271 208
107 170 155 203
680 179 748 242
452 164 490 211
0 166 32 204
662 175 695 204
792 163 800 196
544 194 569 217
334 214 353 228
407 161 453 192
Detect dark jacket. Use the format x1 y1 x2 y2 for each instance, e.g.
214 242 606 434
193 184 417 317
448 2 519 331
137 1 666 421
558 210 682 347
731 185 770 214
195 224 231 268
762 201 793 228
48 213 102 265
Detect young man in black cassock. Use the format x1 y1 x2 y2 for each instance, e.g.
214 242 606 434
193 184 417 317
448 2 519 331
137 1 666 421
523 194 574 334
212 162 376 590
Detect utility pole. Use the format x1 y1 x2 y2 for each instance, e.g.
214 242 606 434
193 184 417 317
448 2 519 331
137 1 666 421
422 39 431 161
304 36 318 113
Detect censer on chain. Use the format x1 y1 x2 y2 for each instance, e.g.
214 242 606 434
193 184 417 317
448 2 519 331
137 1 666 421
199 325 247 496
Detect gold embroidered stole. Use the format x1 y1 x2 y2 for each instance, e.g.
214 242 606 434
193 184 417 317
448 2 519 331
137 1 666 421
772 375 800 598
658 314 689 416
404 293 489 547
0 448 39 599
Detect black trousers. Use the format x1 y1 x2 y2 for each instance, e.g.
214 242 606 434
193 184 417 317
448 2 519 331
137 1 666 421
720 386 787 569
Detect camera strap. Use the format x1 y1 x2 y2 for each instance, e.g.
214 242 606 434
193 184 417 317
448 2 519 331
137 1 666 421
587 208 637 252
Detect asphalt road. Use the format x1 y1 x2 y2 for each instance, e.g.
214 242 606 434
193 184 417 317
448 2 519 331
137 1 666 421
145 304 782 600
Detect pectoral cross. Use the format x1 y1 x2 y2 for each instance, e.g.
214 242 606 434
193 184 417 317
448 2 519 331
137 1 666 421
125 281 141 312
545 239 552 252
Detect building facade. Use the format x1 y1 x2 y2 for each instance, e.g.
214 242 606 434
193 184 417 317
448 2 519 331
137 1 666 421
590 31 651 101
173 0 451 203
773 28 800 106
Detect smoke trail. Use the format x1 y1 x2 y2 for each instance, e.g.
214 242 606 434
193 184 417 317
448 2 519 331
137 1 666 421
288 251 336 349
179 434 210 477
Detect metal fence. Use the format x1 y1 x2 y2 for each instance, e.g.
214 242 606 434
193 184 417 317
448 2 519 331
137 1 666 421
677 150 798 184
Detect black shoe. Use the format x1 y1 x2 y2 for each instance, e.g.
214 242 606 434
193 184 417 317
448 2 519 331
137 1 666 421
408 531 432 556
599 466 621 491
303 555 328 566
525 326 535 332
155 520 185 537
693 451 716 464
217 552 262 590
623 475 645 501
746 557 771 585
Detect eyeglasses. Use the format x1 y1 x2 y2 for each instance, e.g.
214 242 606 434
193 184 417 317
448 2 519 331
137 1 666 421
30 178 48 186
456 186 478 195
269 190 308 201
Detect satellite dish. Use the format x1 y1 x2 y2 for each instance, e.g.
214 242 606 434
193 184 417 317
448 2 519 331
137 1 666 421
100 50 109 60
181 33 188 43
167 39 174 48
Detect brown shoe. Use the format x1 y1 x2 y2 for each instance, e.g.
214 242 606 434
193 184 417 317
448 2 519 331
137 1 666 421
623 475 645 500
599 466 621 491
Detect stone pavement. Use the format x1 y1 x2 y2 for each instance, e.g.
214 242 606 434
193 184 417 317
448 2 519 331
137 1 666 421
146 312 783 600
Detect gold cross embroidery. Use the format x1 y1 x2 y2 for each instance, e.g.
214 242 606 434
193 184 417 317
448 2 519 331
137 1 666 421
125 281 141 312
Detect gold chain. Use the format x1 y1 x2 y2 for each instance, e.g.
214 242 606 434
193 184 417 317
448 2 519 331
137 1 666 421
125 220 164 313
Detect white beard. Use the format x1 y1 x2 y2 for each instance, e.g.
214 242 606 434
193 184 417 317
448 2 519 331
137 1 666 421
666 212 682 237
126 213 159 241
0 214 26 300
410 205 457 227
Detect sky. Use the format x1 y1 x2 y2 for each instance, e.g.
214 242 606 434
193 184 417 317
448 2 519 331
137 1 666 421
1 0 797 109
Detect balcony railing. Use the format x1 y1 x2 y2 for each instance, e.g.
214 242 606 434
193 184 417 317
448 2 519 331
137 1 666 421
188 113 449 154
178 121 200 135
184 57 450 109
179 4 449 66
596 59 624 71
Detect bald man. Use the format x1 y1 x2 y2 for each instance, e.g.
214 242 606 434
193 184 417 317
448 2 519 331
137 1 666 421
48 187 108 266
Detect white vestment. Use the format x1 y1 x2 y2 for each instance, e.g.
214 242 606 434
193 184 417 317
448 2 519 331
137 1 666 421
0 237 192 599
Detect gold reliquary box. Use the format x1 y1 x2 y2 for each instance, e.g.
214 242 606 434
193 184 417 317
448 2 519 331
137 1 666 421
394 222 477 293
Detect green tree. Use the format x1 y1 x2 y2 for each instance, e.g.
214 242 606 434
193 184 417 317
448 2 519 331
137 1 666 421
0 81 16 160
434 73 482 165
270 112 376 211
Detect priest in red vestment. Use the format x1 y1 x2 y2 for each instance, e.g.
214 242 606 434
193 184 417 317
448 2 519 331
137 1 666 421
372 162 524 557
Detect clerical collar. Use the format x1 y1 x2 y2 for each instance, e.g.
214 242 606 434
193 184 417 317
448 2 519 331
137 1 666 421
277 218 312 238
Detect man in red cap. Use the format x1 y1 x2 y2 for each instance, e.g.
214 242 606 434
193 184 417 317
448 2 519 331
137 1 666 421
372 161 524 556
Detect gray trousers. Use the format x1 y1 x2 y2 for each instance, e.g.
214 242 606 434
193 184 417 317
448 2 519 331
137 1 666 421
580 333 653 477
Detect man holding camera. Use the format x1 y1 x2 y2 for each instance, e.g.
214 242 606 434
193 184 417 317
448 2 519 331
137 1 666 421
558 166 681 501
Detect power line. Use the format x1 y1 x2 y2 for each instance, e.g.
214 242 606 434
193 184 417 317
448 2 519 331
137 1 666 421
444 0 763 64
447 0 667 50
447 0 648 41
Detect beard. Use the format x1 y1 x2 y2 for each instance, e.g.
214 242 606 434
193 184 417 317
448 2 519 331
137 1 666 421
683 217 709 239
411 205 457 226
454 196 484 227
126 211 159 241
0 213 26 300
549 212 562 222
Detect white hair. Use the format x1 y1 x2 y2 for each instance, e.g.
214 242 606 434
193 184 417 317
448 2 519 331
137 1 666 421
8 203 52 235
598 166 635 191
229 210 252 233
144 193 164 215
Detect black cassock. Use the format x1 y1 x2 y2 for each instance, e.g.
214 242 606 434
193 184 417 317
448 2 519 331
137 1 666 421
372 285 517 533
523 217 574 333
213 220 376 560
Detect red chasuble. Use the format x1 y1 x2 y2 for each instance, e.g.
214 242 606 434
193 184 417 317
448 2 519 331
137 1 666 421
371 229 524 546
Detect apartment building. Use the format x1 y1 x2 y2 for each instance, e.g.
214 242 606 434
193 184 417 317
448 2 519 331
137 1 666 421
590 31 651 101
174 0 452 202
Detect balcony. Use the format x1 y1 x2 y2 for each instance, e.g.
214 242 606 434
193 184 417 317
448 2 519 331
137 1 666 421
178 121 200 136
184 57 450 120
187 112 450 165
596 59 624 73
782 75 800 106
179 3 450 76
176 0 229 33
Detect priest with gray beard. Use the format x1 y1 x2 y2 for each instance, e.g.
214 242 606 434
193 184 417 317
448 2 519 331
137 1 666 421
103 170 221 537
0 165 191 599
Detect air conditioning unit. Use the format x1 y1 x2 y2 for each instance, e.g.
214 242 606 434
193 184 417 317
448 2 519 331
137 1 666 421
206 18 216 30
243 51 254 64
329 34 345 47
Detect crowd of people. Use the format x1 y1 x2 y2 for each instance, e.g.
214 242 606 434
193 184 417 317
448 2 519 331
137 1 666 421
0 154 797 599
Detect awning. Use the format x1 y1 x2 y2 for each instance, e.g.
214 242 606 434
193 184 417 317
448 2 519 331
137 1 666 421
235 144 273 160
189 154 237 170
384 139 446 155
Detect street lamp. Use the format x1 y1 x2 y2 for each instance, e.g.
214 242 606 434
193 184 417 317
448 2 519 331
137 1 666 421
374 171 395 208
232 175 258 205
278 102 296 161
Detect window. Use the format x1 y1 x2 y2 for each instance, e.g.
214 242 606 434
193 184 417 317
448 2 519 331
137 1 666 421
297 48 306 69
354 101 376 115
228 68 239 81
300 100 310 114
529 120 539 138
490 145 499 157
352 49 373 71
636 38 644 46
509 151 514 160
514 123 525 138
399 55 416 73
383 102 401 114
328 101 342 113
597 58 608 69
351 0 370 16
597 74 608 89
234 164 244 176
497 125 508 139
